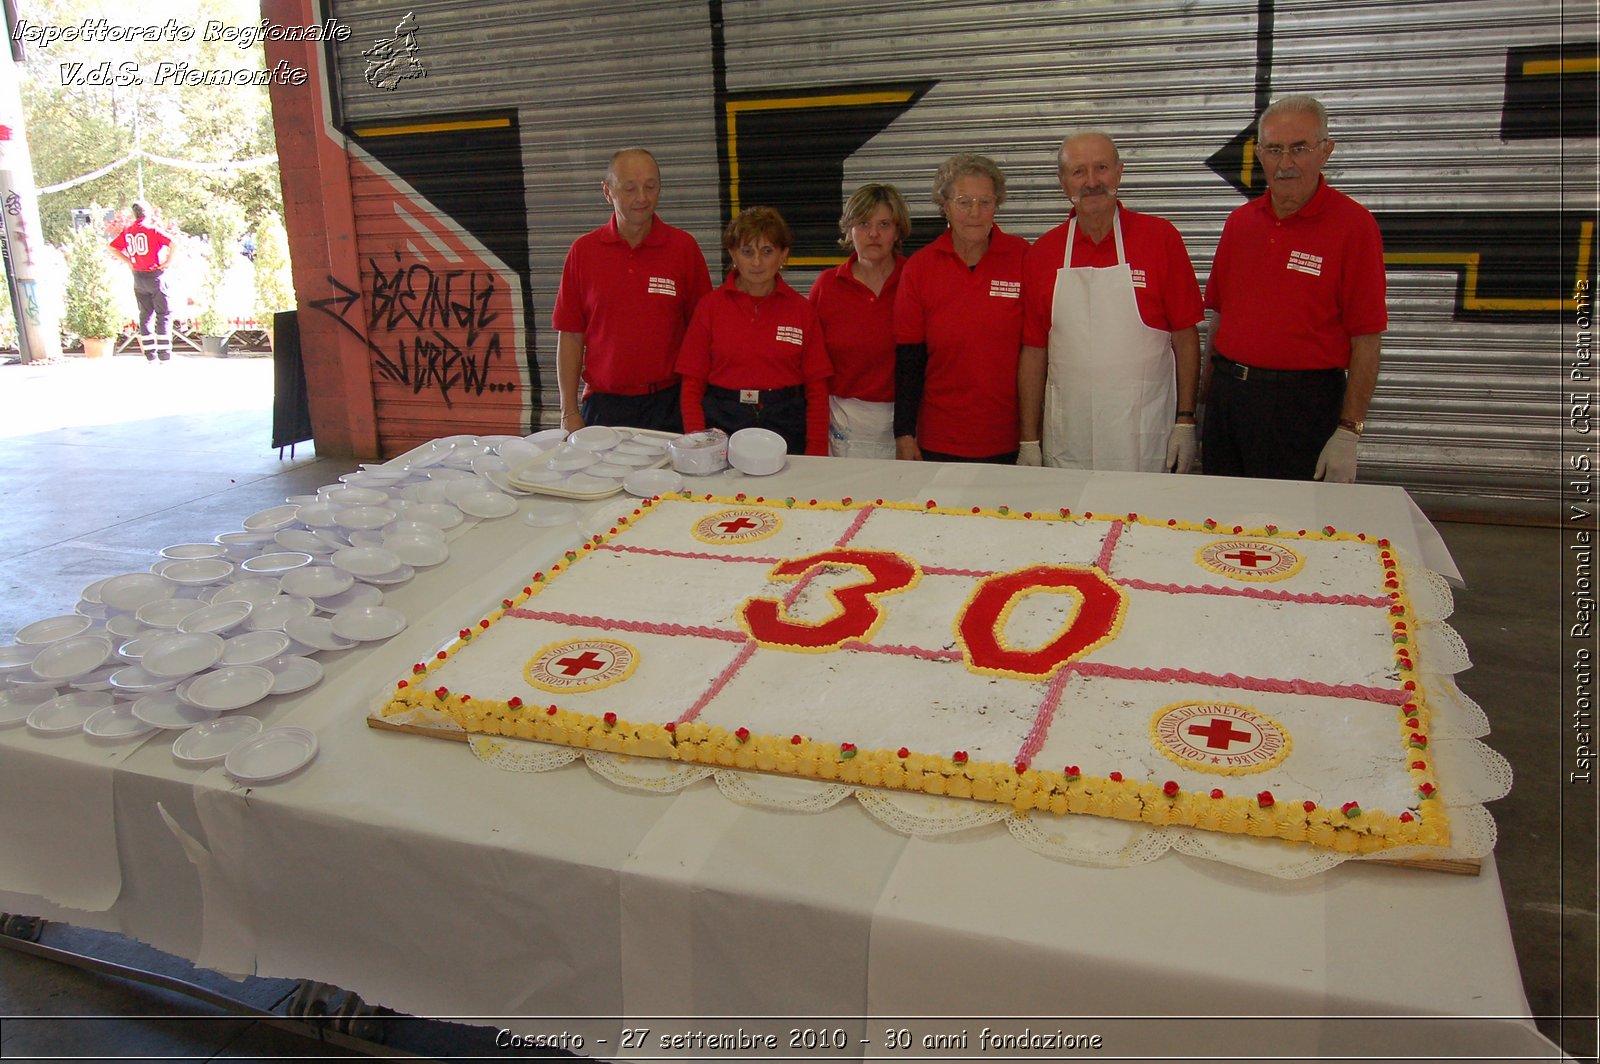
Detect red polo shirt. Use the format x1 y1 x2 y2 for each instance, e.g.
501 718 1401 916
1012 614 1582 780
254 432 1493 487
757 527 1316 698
109 221 171 272
894 226 1029 456
1204 179 1387 370
1022 205 1202 346
551 215 712 394
807 253 904 403
675 273 832 389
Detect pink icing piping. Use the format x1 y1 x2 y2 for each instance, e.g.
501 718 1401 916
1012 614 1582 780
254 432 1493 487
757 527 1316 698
1115 577 1391 608
1095 520 1125 573
599 543 779 565
678 641 758 724
1015 665 1075 768
834 504 877 546
1064 660 1407 704
505 608 746 643
842 640 964 662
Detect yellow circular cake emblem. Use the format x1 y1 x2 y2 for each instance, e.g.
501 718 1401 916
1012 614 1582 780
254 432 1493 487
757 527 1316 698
1196 539 1304 581
691 508 782 544
1150 701 1292 775
524 638 639 693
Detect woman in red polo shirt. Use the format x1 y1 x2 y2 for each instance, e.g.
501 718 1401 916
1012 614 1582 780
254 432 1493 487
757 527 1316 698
677 207 832 456
893 153 1028 464
808 184 910 459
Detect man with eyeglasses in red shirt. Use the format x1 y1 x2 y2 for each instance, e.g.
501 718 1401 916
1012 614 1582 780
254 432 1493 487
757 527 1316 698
1202 95 1387 482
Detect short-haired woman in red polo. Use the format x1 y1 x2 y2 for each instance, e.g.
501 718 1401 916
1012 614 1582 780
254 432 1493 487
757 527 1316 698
677 207 832 456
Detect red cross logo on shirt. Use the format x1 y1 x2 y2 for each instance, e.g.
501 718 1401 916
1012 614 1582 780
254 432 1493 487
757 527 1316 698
554 650 607 676
1186 717 1255 752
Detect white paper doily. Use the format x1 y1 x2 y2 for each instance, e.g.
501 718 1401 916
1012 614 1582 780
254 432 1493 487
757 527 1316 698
714 769 853 812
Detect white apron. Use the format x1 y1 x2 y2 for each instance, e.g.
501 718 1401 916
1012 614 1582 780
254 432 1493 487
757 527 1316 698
828 395 895 459
1044 209 1175 472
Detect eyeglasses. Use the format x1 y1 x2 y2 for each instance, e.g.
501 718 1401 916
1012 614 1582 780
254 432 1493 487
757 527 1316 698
1257 141 1326 160
951 196 997 212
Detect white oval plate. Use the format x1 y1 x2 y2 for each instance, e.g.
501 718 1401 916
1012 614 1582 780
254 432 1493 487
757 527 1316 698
240 551 313 575
294 502 342 528
344 530 385 550
79 576 111 606
562 473 621 493
28 691 117 734
311 584 383 614
107 664 180 693
30 634 115 682
15 613 95 645
330 546 403 578
509 465 566 487
548 448 601 472
319 486 389 507
279 565 356 598
69 666 120 691
220 629 292 667
382 533 449 567
132 690 219 730
183 665 275 712
135 597 204 629
604 450 657 468
215 530 280 550
160 558 236 586
177 599 254 635
173 716 263 765
526 427 567 447
116 634 158 662
105 614 148 640
358 563 414 587
623 468 685 498
613 439 669 457
241 504 301 532
245 596 317 631
160 542 227 561
140 632 226 680
0 686 57 726
568 424 621 451
210 577 284 607
283 615 359 652
387 519 446 541
400 480 454 503
405 503 464 531
524 501 578 527
84 702 156 740
330 605 406 642
0 643 40 673
265 655 323 695
335 505 398 531
454 490 517 518
225 726 319 782
493 439 542 466
274 528 335 555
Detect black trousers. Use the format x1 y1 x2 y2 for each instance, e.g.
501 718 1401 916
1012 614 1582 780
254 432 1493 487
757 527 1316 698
580 384 683 434
920 447 1018 465
132 270 171 360
702 384 806 456
1202 356 1345 481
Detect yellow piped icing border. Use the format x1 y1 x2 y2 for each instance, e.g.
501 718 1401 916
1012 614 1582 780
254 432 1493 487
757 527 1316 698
378 492 1451 854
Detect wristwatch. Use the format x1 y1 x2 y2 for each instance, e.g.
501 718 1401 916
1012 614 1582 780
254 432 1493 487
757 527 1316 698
1338 417 1364 434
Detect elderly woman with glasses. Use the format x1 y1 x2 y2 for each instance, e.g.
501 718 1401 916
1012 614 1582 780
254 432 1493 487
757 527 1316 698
807 183 911 458
892 153 1029 463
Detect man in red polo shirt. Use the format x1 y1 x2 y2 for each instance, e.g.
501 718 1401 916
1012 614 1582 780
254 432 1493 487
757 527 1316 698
107 201 174 362
1202 95 1387 482
553 148 712 433
1018 132 1203 473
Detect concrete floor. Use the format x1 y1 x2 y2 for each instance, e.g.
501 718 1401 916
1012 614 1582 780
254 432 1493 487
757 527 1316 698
0 353 1592 1061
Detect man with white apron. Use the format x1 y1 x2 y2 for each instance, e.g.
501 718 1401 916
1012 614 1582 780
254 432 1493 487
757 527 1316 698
1019 132 1203 473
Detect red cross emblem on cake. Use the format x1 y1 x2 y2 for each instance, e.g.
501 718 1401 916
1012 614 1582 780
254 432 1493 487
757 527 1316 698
1151 701 1292 774
1196 539 1303 581
691 507 782 545
524 638 639 692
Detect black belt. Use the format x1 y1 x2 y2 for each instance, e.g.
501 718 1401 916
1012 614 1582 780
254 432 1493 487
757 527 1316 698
706 383 802 405
604 378 678 397
1211 354 1343 384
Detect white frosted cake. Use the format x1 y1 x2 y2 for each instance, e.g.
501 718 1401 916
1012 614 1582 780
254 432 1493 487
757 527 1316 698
375 494 1447 853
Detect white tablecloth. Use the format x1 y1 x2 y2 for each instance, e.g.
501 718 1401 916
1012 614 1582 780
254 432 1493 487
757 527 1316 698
0 458 1560 1062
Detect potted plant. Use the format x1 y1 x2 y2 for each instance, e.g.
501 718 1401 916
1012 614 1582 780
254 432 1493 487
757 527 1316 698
63 219 120 358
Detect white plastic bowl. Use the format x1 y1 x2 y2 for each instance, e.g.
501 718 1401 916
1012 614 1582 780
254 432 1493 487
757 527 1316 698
728 427 788 475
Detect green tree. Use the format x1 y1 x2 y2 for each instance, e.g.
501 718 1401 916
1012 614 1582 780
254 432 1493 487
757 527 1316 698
252 210 293 328
62 214 120 339
195 198 246 334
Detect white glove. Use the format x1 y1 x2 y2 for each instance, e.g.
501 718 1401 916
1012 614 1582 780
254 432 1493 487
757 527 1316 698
1314 427 1360 483
1165 423 1196 474
1016 440 1042 467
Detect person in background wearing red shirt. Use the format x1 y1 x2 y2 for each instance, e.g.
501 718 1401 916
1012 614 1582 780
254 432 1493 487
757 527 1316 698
808 184 910 459
553 148 712 434
1018 132 1202 473
1202 95 1387 482
107 201 174 363
676 207 831 456
894 153 1028 464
